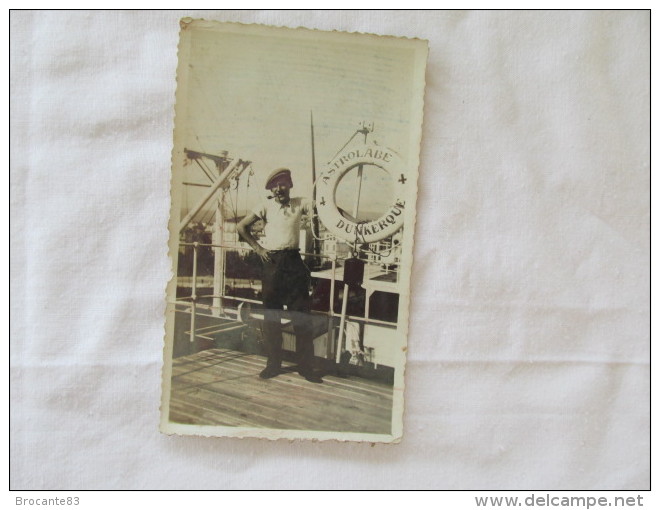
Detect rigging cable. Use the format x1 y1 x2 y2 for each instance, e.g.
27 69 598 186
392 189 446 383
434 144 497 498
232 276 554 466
328 129 361 163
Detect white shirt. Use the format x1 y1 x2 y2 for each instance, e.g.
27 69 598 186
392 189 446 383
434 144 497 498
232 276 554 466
253 197 311 250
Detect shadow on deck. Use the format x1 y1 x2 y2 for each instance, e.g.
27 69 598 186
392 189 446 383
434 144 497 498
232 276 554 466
168 348 394 434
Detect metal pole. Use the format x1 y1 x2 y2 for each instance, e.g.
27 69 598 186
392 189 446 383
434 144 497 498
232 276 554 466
179 159 242 233
311 111 317 186
194 159 217 184
310 111 321 267
212 196 225 317
335 283 350 363
350 123 371 237
352 165 364 219
326 255 337 359
189 242 198 343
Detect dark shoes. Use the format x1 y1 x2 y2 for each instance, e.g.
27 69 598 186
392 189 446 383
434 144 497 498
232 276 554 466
260 366 322 383
298 369 323 384
259 367 282 379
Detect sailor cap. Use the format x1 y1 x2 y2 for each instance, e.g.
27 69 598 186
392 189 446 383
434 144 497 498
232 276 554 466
264 168 293 189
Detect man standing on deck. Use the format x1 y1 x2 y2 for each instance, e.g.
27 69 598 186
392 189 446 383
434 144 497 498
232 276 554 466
237 168 322 383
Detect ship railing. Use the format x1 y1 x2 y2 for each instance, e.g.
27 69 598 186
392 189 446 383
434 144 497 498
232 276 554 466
175 241 398 358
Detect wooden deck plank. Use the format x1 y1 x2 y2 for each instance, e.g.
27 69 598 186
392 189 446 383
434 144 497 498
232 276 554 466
169 398 251 427
173 368 391 432
173 361 392 425
178 384 365 432
175 349 394 402
176 355 393 406
168 348 394 434
172 389 306 430
173 355 394 415
194 348 393 393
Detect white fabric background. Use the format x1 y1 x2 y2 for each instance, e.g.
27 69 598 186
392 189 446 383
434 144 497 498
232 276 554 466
10 10 649 490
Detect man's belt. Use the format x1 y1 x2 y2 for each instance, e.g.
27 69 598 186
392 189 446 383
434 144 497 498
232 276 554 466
268 248 300 254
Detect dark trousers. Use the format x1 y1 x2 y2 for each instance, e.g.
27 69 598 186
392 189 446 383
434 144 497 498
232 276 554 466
261 250 314 372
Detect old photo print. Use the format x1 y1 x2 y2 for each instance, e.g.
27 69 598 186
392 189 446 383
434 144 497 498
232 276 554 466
160 19 428 442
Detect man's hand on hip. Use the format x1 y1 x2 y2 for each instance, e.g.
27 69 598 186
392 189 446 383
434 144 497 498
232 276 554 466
256 246 273 264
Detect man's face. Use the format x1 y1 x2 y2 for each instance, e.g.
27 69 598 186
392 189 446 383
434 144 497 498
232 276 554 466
270 181 291 205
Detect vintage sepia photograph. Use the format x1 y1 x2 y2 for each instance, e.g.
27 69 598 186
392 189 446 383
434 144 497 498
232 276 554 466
160 19 428 442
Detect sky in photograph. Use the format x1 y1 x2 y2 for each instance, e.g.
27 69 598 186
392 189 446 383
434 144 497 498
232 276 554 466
175 24 420 220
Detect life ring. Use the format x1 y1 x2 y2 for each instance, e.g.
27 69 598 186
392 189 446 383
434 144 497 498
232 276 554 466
316 143 406 244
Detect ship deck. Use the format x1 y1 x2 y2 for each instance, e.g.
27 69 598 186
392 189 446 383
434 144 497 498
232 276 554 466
167 348 394 434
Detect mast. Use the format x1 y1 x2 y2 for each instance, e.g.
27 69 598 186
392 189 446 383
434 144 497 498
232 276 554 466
212 195 225 317
310 111 321 267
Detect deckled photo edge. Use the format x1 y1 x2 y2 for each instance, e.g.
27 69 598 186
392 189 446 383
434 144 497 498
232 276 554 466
161 19 428 443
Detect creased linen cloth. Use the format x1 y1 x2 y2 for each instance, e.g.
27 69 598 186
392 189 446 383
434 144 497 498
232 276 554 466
10 10 649 489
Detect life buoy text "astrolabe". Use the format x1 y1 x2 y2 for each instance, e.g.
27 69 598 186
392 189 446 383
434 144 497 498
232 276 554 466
316 143 406 244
